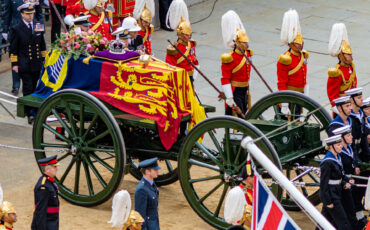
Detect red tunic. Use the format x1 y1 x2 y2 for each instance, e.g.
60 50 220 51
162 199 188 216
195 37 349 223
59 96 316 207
238 184 253 205
138 25 152 54
221 49 251 87
166 39 198 76
276 49 307 92
327 62 357 107
88 10 113 40
65 0 82 17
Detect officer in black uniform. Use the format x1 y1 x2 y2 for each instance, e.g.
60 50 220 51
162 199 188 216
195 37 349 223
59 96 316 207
3 0 43 95
345 87 370 227
134 157 160 230
319 135 353 230
332 126 361 230
9 2 46 124
31 155 60 230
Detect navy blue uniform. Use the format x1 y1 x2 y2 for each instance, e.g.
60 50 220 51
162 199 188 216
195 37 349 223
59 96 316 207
134 177 160 230
31 175 59 230
327 115 352 137
349 110 370 162
320 151 352 230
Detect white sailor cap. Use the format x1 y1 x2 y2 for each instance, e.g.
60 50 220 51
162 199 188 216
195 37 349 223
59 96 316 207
345 87 362 97
332 125 351 136
73 15 91 26
324 134 342 145
17 2 35 12
333 96 351 106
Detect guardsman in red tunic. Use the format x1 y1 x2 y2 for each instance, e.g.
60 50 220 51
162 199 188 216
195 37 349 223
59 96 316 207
220 10 252 116
165 0 198 83
65 0 83 18
84 0 114 40
0 188 17 230
327 23 357 111
277 9 309 115
133 0 155 54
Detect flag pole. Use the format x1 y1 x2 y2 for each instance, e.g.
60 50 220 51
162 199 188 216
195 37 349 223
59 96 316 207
241 136 335 230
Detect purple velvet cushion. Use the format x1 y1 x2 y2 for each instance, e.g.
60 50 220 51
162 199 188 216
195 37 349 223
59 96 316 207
93 50 140 61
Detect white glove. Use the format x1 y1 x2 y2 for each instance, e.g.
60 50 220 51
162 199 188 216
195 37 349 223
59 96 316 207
281 103 291 115
226 98 236 107
193 65 199 80
64 15 74 26
221 84 233 99
332 106 339 114
304 84 309 96
2 33 7 41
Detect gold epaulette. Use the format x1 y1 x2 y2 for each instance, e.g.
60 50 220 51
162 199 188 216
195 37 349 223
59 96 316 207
328 67 341 77
248 48 253 56
221 52 233 64
41 177 46 185
167 43 178 55
190 39 197 47
278 53 292 65
10 54 17 63
302 50 309 59
150 24 154 33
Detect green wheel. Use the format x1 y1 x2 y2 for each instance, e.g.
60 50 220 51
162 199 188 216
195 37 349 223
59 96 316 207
129 157 178 186
245 91 332 211
33 89 125 206
178 116 282 229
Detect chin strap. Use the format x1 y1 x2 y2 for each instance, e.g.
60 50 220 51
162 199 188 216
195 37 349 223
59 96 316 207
339 105 351 117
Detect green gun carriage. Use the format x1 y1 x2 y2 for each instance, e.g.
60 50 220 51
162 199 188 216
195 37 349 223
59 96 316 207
16 53 369 229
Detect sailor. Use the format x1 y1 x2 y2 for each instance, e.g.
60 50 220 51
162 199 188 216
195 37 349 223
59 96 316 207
319 135 353 230
84 0 114 40
134 157 160 230
327 96 352 136
332 126 360 229
362 97 370 145
108 190 145 230
121 17 144 52
327 23 357 110
220 10 252 117
0 185 17 230
345 88 370 162
133 0 155 54
31 155 60 230
224 185 251 229
10 2 46 124
165 0 198 83
64 13 92 33
277 9 309 116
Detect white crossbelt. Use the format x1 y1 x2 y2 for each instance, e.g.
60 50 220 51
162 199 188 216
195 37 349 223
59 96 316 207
328 179 341 185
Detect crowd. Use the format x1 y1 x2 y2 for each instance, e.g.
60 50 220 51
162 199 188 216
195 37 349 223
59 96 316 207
0 0 370 229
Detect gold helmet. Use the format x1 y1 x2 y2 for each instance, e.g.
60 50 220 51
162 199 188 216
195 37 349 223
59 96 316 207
328 23 352 57
140 7 152 23
122 210 144 230
96 0 105 8
166 0 191 36
133 0 155 24
280 9 303 45
235 29 249 50
0 201 17 223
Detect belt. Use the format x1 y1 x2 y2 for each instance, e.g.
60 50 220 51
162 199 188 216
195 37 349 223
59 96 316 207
328 179 341 185
287 85 304 93
35 205 60 213
355 139 361 144
231 81 249 87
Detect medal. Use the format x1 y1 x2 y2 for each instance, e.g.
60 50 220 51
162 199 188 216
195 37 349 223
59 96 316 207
34 23 44 32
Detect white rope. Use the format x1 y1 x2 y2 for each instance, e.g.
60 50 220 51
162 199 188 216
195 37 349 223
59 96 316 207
0 143 69 154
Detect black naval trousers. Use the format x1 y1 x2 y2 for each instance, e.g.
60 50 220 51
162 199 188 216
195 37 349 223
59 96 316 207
225 86 248 116
321 199 353 230
20 71 39 96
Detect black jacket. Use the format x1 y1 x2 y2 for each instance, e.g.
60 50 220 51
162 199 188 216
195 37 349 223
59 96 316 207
128 35 144 52
10 20 46 73
31 175 59 230
349 110 370 162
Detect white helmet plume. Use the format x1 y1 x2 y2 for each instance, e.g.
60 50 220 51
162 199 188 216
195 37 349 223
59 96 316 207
328 23 349 57
165 0 189 30
133 0 155 20
280 9 301 45
221 10 246 49
0 184 3 206
224 186 247 225
108 190 131 228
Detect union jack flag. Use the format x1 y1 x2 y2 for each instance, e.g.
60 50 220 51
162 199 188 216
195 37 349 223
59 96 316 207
252 171 300 230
